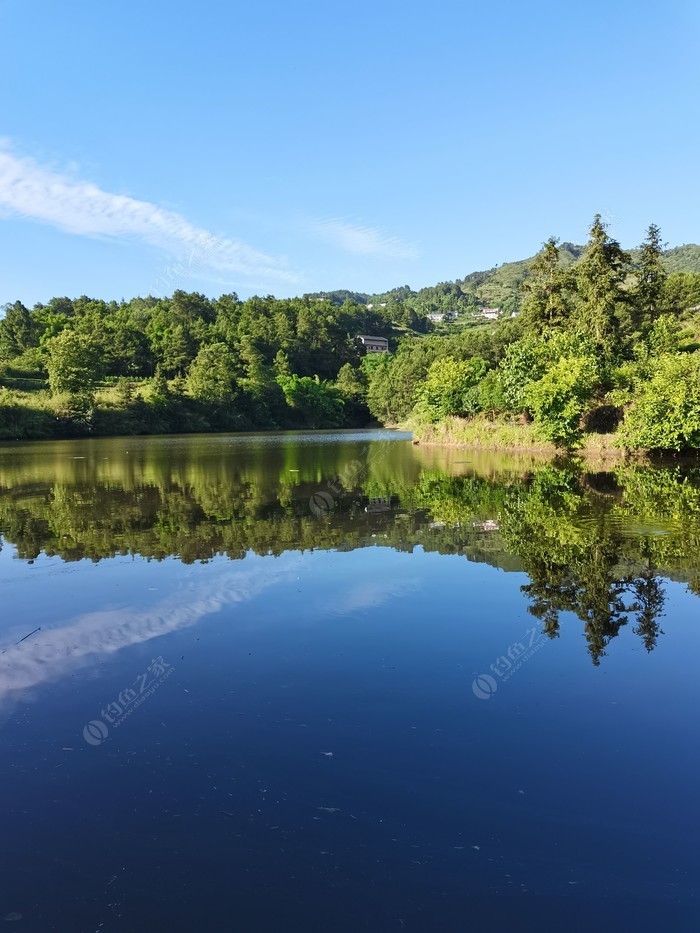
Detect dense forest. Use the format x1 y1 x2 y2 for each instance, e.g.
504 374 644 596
1 214 700 450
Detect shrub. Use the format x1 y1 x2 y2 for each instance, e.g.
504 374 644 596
416 356 488 421
277 374 345 428
525 356 599 448
618 353 700 451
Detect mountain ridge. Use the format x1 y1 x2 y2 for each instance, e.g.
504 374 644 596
307 242 700 317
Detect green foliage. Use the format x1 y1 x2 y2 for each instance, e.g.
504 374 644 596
661 271 700 315
635 223 667 329
276 374 345 428
335 362 365 395
416 356 488 421
618 354 700 451
524 356 599 448
0 301 36 359
186 343 239 402
116 377 135 407
46 330 104 396
476 369 509 415
498 339 549 411
572 215 631 355
366 345 435 423
497 332 597 413
646 314 683 357
520 237 574 331
2 218 700 449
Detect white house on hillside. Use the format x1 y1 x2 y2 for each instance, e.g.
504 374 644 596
428 311 456 323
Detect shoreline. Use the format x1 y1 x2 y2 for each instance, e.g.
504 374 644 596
407 417 699 465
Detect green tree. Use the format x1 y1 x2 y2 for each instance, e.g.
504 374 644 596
525 355 598 447
277 374 345 428
186 343 239 402
116 377 135 407
46 331 104 396
416 356 488 421
159 324 196 376
574 214 631 355
150 367 171 406
498 338 549 411
618 353 700 451
335 362 365 395
646 314 683 357
635 223 667 330
0 301 35 359
476 370 508 416
521 237 572 332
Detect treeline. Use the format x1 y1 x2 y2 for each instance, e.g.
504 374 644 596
2 214 700 447
0 292 420 438
368 217 700 451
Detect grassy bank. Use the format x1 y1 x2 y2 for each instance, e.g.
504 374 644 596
0 383 369 442
409 415 557 453
408 414 660 463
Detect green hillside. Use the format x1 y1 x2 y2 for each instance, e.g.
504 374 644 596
309 243 700 320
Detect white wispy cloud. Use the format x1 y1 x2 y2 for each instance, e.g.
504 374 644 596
0 143 296 283
0 556 303 709
313 217 418 260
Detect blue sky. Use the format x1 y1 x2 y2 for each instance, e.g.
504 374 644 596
1 0 698 305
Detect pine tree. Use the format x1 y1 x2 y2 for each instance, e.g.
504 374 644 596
574 215 630 357
635 223 667 329
521 237 572 332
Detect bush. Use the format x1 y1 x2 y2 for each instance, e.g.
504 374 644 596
476 370 509 416
46 331 104 396
525 356 599 448
618 353 700 451
498 333 597 412
277 374 345 428
416 356 488 421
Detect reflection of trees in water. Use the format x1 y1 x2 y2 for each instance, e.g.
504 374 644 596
519 535 666 664
0 442 697 662
499 466 674 663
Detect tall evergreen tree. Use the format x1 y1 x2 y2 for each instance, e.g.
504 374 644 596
520 237 572 332
573 215 631 357
0 301 34 359
635 223 667 329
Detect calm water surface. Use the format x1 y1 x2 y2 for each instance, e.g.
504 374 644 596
0 430 698 932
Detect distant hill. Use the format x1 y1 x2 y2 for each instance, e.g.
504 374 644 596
658 244 700 275
306 243 700 317
446 242 700 315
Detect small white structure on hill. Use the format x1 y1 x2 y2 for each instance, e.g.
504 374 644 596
428 311 457 323
477 307 500 321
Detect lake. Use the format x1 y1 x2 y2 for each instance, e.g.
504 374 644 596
0 429 698 932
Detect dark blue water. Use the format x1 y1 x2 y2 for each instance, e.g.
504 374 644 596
0 431 698 931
